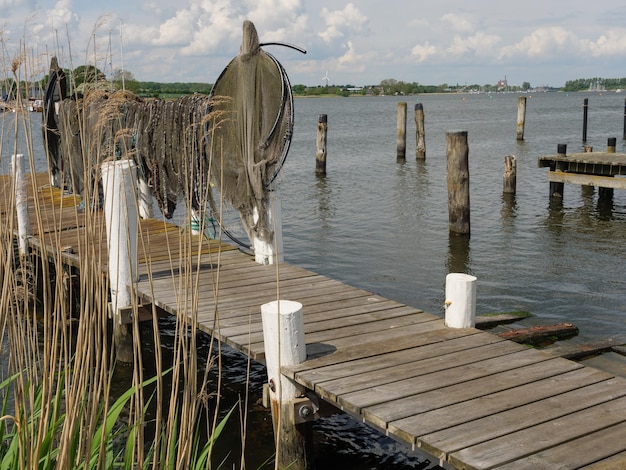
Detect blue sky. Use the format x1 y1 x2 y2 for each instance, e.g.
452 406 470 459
2 0 626 88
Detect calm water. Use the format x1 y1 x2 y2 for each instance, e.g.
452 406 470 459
3 92 626 468
281 92 626 343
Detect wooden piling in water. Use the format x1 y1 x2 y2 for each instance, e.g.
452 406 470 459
550 144 566 198
397 102 407 160
12 154 30 256
261 300 311 470
253 193 284 265
102 159 138 364
446 130 470 237
414 103 426 159
599 137 617 199
444 273 477 328
516 96 527 141
315 114 327 176
503 154 517 195
607 136 617 153
623 98 626 140
583 98 589 142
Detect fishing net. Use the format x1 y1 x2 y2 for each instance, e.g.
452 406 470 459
42 20 295 248
53 90 213 219
42 56 67 186
208 20 294 244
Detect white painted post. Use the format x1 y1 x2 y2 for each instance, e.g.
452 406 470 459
102 159 138 314
262 300 306 399
137 174 153 219
261 300 308 470
444 273 477 328
102 159 138 363
253 192 284 265
190 208 204 237
11 154 30 256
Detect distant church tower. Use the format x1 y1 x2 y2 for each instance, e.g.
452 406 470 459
497 75 508 91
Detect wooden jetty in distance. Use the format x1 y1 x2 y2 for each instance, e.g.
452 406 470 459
5 172 626 469
538 138 626 199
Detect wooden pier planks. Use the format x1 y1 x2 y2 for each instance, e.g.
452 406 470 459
538 151 626 191
7 173 626 469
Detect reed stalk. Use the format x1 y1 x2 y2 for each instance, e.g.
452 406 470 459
0 25 248 469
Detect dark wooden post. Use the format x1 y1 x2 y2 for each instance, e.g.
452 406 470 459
516 96 526 141
623 98 626 140
397 102 407 160
415 103 426 159
582 98 589 142
599 137 617 199
503 155 516 195
446 131 470 237
550 144 566 199
315 114 327 176
607 136 617 153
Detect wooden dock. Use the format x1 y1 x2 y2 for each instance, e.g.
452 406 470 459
538 148 626 195
5 172 626 469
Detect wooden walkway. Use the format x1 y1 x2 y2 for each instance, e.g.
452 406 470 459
5 173 626 469
538 150 626 192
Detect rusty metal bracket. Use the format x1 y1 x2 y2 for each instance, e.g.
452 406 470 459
292 392 320 424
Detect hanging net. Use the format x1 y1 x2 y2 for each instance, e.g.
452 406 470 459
42 20 295 248
208 20 294 244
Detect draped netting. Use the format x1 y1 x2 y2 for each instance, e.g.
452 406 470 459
54 91 213 220
43 20 294 247
208 20 294 244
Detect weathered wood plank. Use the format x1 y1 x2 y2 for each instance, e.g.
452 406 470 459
584 451 626 469
142 274 346 312
441 382 626 469
385 365 604 444
497 322 579 344
334 348 555 415
302 335 515 398
495 420 626 469
245 316 449 361
214 298 407 331
230 310 434 356
290 332 505 390
582 351 626 378
284 327 482 378
541 334 626 360
216 304 419 339
548 170 626 189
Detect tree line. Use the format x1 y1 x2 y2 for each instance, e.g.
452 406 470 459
563 77 626 92
14 64 626 101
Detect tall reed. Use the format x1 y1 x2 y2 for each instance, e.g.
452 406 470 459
0 29 246 469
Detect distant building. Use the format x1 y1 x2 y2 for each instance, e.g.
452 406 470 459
496 76 508 91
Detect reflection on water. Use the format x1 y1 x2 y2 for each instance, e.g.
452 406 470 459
447 235 471 275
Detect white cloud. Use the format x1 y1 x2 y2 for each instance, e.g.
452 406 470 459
447 31 501 57
318 3 367 44
336 40 366 71
441 12 475 34
132 0 308 57
498 26 587 61
411 42 438 62
591 29 626 56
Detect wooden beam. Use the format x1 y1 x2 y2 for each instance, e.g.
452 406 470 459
498 323 579 345
548 171 626 190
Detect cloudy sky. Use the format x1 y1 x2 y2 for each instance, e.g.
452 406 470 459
2 0 626 88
